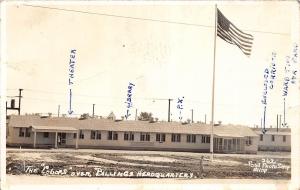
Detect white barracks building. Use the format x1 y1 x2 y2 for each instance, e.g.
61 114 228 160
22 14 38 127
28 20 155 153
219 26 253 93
7 115 259 154
252 128 291 151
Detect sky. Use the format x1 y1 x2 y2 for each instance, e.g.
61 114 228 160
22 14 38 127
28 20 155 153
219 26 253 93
3 1 300 128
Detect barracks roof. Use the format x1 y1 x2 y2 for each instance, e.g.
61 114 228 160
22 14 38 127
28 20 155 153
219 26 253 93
252 128 291 136
8 115 258 137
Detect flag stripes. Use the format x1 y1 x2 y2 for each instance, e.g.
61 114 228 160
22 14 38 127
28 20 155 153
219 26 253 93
217 9 254 56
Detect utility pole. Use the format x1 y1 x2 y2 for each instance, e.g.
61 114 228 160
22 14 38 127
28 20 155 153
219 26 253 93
6 88 23 116
276 114 279 132
147 98 173 122
279 115 282 128
168 99 172 122
92 104 95 118
191 109 194 123
205 114 207 124
58 105 60 117
18 89 23 115
135 108 138 121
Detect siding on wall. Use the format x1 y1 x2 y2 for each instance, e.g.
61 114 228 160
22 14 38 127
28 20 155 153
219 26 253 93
8 128 212 151
244 137 259 153
257 134 291 151
67 131 211 150
7 127 257 153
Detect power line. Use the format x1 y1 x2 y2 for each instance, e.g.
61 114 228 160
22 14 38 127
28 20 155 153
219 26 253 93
21 89 210 104
9 87 293 108
21 94 256 107
24 96 115 107
24 88 123 99
11 88 279 107
23 4 289 36
7 89 19 91
24 4 209 28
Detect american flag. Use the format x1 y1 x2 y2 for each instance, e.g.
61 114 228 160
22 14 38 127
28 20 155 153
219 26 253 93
217 9 254 56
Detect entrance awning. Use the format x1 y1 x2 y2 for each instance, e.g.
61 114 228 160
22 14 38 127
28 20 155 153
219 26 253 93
31 125 78 133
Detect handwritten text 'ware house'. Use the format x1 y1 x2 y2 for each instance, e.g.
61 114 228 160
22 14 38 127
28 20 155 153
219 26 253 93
283 44 298 97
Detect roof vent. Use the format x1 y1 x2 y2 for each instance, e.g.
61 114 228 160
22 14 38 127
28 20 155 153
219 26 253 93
149 117 155 123
79 113 90 120
107 112 116 120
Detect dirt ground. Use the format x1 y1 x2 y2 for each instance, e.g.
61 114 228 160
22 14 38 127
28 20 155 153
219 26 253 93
6 148 291 180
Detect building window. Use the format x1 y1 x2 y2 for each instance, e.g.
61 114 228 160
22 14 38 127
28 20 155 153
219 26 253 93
91 130 96 139
124 132 134 141
233 139 236 145
108 131 112 140
19 128 25 137
113 132 118 140
156 133 166 142
96 131 101 140
192 135 196 143
25 128 31 137
73 133 77 139
79 130 84 139
246 137 252 146
140 133 150 141
201 135 210 143
187 134 196 143
272 135 275 142
108 131 118 140
124 133 129 140
90 130 101 140
43 132 49 138
171 134 181 142
260 134 263 141
283 135 286 142
171 134 175 142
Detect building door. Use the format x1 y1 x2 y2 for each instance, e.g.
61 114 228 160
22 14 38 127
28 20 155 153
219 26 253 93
224 139 227 151
237 139 240 151
213 138 223 152
228 139 232 151
57 133 66 146
218 138 223 151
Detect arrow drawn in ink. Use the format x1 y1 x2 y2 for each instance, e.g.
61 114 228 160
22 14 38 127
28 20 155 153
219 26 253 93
68 88 73 115
261 106 267 134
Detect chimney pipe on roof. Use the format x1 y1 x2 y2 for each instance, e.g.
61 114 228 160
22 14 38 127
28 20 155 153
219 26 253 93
92 104 95 118
277 114 279 132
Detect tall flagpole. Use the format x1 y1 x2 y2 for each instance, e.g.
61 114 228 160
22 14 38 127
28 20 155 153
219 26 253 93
210 4 218 161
